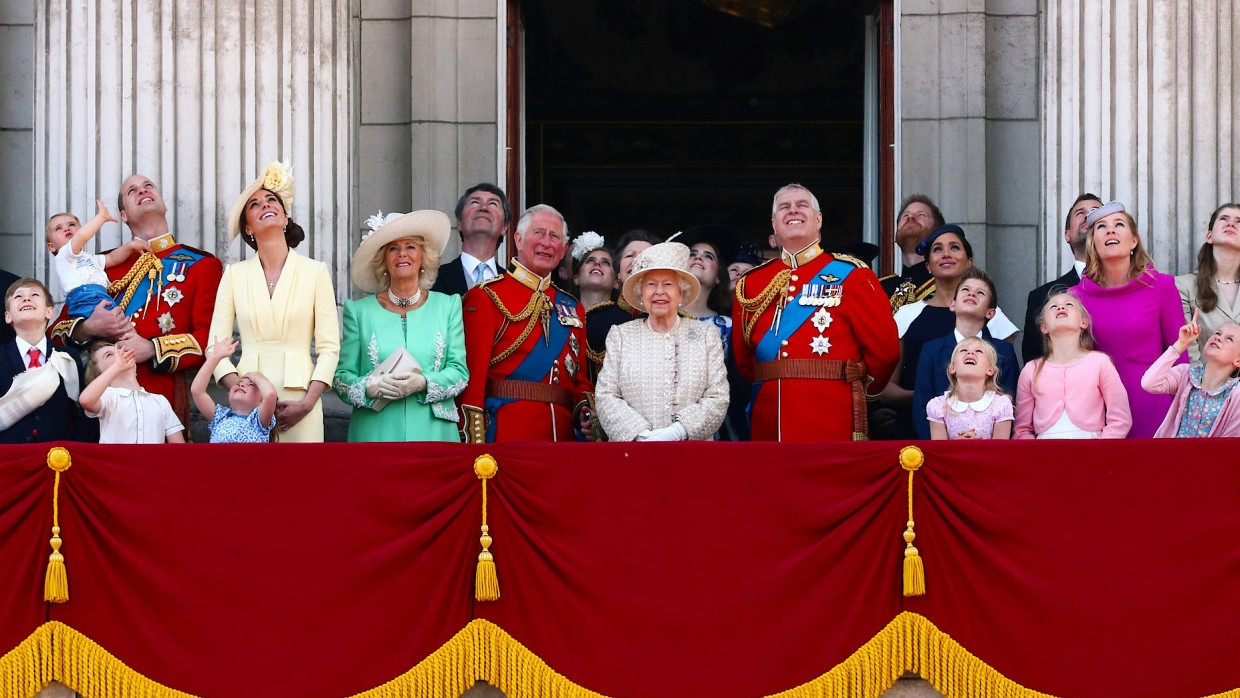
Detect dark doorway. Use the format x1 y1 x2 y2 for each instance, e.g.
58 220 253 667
520 0 881 255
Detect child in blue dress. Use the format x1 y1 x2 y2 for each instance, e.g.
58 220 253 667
192 337 277 442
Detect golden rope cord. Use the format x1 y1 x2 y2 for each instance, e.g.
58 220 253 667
735 269 792 344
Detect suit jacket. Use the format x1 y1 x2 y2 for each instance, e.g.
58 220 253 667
432 257 470 296
0 341 95 443
1022 267 1080 362
911 331 1021 440
0 268 20 345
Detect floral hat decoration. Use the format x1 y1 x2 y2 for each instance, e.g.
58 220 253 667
350 209 452 294
570 231 607 268
227 160 295 242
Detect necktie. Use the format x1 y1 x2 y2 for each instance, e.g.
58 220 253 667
27 347 42 368
474 263 492 286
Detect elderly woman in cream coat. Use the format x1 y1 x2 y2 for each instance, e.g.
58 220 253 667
595 242 729 441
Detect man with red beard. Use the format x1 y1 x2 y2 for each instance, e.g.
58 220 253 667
880 195 945 312
733 184 899 441
458 204 594 442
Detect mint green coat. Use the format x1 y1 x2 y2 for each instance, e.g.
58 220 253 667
333 293 467 442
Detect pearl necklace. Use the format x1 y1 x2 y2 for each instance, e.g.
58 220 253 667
388 287 423 307
1217 278 1240 286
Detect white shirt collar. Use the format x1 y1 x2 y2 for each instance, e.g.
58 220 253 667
459 252 496 279
15 335 48 367
945 390 996 413
1073 259 1086 276
952 328 983 344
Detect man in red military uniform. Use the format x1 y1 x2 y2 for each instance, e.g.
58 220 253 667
51 174 222 428
732 184 899 441
458 204 593 442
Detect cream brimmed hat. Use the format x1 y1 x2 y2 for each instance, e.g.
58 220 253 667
621 241 701 310
227 161 295 242
350 209 452 293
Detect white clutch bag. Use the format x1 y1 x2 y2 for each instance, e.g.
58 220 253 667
368 346 422 411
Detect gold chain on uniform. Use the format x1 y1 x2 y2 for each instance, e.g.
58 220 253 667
484 287 551 365
106 253 164 310
735 269 792 344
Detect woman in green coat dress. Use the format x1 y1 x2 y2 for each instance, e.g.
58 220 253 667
333 210 468 442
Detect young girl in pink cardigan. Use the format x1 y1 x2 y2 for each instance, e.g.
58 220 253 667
1014 291 1132 438
1140 312 1240 437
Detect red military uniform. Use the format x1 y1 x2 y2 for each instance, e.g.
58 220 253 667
51 232 223 426
459 260 593 442
732 241 898 441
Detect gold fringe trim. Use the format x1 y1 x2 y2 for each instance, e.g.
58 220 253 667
349 619 605 698
766 612 1055 698
0 622 195 698
7 615 1240 698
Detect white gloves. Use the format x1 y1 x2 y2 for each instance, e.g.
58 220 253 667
387 371 427 398
636 422 687 442
365 371 427 400
365 374 394 399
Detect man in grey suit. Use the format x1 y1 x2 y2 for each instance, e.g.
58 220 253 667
431 183 511 296
1021 192 1102 361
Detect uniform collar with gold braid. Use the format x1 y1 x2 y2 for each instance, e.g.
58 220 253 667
780 240 824 269
508 259 552 292
147 232 177 254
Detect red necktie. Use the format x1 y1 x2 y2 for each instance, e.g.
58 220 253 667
27 347 42 368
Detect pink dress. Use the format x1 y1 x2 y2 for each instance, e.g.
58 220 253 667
1075 266 1186 437
925 390 1014 439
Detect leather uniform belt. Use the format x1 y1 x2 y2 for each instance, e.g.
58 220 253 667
486 379 575 411
754 359 870 441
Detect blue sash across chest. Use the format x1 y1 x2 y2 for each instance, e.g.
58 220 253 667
484 288 577 440
119 248 209 316
754 259 854 362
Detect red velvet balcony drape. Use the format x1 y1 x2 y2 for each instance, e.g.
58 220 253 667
1 440 1237 698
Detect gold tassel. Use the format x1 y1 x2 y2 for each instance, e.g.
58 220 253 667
44 447 73 603
899 445 926 597
474 454 500 602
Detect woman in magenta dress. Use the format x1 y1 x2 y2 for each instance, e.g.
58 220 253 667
1074 202 1186 437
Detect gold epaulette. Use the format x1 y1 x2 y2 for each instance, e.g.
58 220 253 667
831 253 869 269
152 333 202 373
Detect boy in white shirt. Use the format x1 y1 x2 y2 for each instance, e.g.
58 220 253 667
46 200 149 320
79 340 184 443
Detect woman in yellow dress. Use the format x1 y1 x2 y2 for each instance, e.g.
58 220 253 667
208 162 339 442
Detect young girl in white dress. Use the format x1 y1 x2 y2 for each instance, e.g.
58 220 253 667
925 336 1014 439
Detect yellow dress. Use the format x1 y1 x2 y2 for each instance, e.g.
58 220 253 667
208 249 340 442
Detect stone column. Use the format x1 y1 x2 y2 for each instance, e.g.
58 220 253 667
0 2 34 276
899 0 1041 333
33 0 353 296
1043 0 1239 276
359 0 503 265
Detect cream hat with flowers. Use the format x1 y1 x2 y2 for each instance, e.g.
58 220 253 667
350 209 452 293
227 161 295 242
621 241 701 310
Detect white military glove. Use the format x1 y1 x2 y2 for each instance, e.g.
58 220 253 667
637 422 687 442
386 371 427 399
